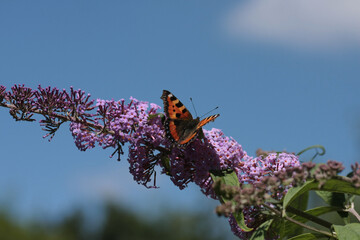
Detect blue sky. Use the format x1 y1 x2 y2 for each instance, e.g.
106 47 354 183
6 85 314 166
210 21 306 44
1 0 360 231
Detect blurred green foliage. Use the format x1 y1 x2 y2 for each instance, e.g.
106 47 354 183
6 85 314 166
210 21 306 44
0 202 227 240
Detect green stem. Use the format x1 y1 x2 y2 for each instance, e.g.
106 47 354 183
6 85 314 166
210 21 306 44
286 206 333 229
348 205 360 222
296 145 326 161
262 203 336 239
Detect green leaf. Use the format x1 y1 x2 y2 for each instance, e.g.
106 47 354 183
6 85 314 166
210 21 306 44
287 233 326 240
284 180 317 209
333 223 360 240
285 192 310 237
278 217 286 239
347 170 354 178
210 170 253 232
298 206 340 221
316 191 348 218
160 155 171 175
249 219 273 240
290 191 309 212
284 178 360 209
210 169 240 190
320 178 360 195
316 191 342 205
220 170 240 187
233 211 253 232
284 206 339 237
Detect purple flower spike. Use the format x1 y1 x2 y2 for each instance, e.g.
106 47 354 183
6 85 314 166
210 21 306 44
7 84 36 121
70 122 98 151
238 152 300 185
34 85 67 113
0 85 6 102
163 128 246 197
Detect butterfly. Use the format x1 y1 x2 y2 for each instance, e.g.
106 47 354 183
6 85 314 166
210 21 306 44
161 90 219 146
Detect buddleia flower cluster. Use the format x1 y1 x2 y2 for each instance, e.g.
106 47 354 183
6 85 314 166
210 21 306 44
2 84 359 240
0 84 248 193
227 152 301 239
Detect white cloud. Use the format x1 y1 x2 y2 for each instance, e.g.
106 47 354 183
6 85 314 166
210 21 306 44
225 0 360 50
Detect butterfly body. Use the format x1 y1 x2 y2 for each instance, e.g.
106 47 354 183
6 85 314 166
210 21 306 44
161 90 219 146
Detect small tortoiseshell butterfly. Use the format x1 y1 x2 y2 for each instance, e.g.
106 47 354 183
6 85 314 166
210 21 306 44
161 90 219 146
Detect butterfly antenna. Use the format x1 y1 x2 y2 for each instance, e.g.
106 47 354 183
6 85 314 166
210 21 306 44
200 106 219 118
190 97 199 117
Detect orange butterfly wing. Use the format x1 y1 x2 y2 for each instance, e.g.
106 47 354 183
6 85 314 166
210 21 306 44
161 90 193 120
179 114 219 145
161 90 219 146
161 90 195 143
197 114 220 128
